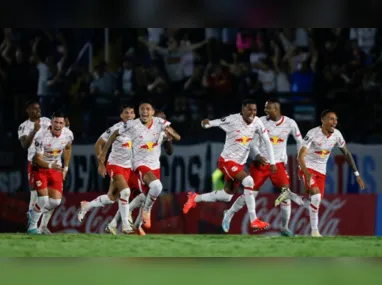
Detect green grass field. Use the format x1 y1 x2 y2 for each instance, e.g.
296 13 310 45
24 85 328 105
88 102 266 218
1 234 382 257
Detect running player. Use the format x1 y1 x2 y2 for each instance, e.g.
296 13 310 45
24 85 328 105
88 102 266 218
18 100 51 223
183 99 276 231
222 98 306 236
27 110 74 234
78 105 136 234
105 109 174 235
96 101 180 230
298 109 365 237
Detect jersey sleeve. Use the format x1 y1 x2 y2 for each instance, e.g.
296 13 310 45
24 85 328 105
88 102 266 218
207 115 233 132
17 123 27 139
100 124 119 141
254 119 267 136
302 129 315 149
34 132 44 155
118 120 133 135
68 129 74 143
157 117 171 131
291 119 303 152
336 131 346 148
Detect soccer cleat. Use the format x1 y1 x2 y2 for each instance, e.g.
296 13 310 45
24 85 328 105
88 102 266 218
250 218 270 231
77 201 89 223
275 187 291 207
280 228 294 237
121 228 135 235
132 226 146 236
26 210 32 229
105 224 118 235
142 210 151 229
183 192 198 214
27 228 41 235
39 227 52 235
311 229 322 237
222 210 232 233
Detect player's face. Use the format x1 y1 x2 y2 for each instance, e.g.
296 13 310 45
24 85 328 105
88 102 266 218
241 104 257 123
27 103 41 119
321 112 338 133
155 111 166 120
264 102 277 119
51 117 65 135
120 108 135 122
139 103 155 123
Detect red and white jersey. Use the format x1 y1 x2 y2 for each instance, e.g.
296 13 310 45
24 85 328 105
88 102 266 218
302 126 345 175
18 117 51 162
34 127 74 167
100 122 132 168
250 116 302 163
119 117 171 170
208 113 267 165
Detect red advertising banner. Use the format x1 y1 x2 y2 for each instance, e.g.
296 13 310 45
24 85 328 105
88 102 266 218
0 192 377 236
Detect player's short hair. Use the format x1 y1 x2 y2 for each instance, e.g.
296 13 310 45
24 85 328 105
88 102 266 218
51 110 66 119
120 104 135 113
321 109 336 119
25 100 39 109
266 98 281 105
139 100 155 109
242 99 256 107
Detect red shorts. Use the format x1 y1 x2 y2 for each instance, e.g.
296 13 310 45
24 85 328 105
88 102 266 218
106 163 131 182
298 168 326 197
135 166 160 182
27 161 34 188
250 162 290 190
128 170 149 194
217 157 244 188
33 168 63 192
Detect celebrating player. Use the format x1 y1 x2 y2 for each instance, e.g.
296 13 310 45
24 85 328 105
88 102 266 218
222 98 306 236
27 111 74 234
78 105 136 234
105 109 174 235
18 100 51 224
98 101 181 230
183 99 276 231
298 110 365 237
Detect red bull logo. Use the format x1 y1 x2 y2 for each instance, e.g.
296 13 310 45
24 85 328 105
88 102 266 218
235 136 252 145
270 136 285 145
314 150 331 158
122 141 132 148
140 142 158 152
46 149 61 157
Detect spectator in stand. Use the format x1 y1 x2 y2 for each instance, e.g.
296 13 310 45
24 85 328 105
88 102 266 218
90 62 116 97
115 56 136 100
257 58 276 93
350 28 377 55
290 60 315 93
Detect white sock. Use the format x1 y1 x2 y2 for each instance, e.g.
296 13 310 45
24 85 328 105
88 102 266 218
143 180 163 212
288 191 305 206
244 190 259 223
130 193 145 211
29 190 38 211
84 194 114 211
28 196 48 230
119 188 131 230
309 194 321 231
110 210 120 228
280 199 291 230
225 195 245 220
40 198 61 228
195 190 233 203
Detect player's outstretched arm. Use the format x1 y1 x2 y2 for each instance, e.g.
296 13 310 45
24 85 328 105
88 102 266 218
95 138 106 158
339 146 365 190
99 130 119 164
63 143 72 180
165 126 181 141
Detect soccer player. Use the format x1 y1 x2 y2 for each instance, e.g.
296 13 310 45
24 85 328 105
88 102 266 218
18 100 52 227
183 99 276 231
27 111 74 234
222 98 306 236
105 109 174 235
78 105 136 234
298 109 365 237
97 101 181 230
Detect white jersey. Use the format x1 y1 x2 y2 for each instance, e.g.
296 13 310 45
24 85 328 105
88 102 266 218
208 113 271 165
18 117 51 162
302 126 345 175
250 116 302 164
100 122 132 168
34 127 74 167
119 117 171 170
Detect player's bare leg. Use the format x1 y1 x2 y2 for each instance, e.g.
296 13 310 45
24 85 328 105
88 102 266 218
141 172 163 229
183 181 235 215
38 188 62 234
27 188 49 234
308 187 322 237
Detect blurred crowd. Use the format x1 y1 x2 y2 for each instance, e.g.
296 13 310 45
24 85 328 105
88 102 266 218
1 28 382 143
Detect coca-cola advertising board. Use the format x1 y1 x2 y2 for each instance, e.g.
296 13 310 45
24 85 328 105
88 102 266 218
0 193 377 236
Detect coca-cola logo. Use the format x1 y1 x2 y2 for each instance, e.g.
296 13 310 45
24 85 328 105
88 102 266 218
241 196 346 236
